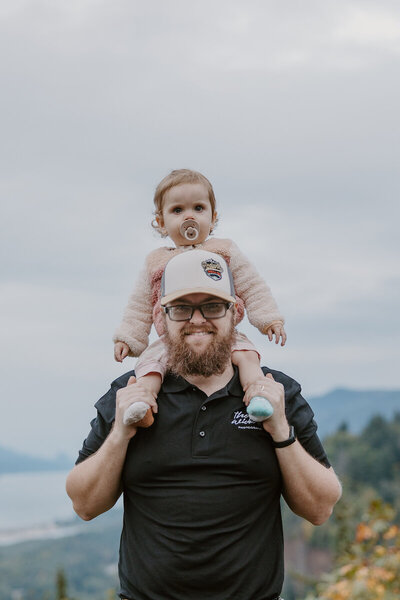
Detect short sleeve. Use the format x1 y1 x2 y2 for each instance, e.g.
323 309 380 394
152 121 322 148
75 370 135 465
262 367 331 468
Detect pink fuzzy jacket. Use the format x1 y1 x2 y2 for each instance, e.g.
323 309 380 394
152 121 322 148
113 238 284 357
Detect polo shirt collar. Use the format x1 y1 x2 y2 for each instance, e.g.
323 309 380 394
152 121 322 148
162 373 193 393
162 366 243 398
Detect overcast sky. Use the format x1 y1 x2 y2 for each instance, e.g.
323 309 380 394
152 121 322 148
1 0 399 458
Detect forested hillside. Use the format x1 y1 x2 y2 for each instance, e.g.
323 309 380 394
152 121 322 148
282 412 400 599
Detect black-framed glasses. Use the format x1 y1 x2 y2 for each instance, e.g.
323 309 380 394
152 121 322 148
163 302 233 321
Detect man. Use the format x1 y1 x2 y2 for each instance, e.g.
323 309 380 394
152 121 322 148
66 250 342 600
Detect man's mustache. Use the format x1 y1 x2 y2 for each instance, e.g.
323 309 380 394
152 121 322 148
181 324 216 335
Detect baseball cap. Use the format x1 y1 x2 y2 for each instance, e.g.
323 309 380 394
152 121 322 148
160 249 236 306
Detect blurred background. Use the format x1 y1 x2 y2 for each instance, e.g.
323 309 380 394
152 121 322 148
1 1 399 598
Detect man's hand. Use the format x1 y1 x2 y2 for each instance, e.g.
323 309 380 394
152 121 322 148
243 373 290 441
114 376 158 440
265 323 287 346
114 341 130 362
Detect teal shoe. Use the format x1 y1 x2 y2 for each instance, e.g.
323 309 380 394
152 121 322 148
247 396 274 422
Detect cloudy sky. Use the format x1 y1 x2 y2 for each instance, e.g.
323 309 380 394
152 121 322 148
1 0 399 459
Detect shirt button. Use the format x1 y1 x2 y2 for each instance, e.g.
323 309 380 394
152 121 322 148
199 431 206 437
201 406 207 411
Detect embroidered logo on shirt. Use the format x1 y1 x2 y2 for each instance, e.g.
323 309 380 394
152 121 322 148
201 258 223 281
231 410 263 430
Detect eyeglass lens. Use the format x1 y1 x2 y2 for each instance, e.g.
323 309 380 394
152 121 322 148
167 303 230 321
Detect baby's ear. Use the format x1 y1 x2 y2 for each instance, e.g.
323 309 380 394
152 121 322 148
210 211 218 234
156 213 164 228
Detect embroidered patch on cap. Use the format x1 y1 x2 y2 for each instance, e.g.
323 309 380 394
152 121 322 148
201 258 223 281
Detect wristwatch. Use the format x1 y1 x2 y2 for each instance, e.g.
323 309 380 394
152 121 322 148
272 425 296 448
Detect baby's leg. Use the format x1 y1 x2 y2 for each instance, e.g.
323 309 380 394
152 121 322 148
123 338 167 427
231 332 264 400
136 373 163 398
231 350 263 399
231 332 274 421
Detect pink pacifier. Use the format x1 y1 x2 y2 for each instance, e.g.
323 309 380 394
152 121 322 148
180 219 200 241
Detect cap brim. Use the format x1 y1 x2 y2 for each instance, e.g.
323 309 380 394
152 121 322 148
161 287 236 306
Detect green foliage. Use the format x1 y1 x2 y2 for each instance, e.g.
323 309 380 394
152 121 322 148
324 412 400 514
304 499 400 599
56 569 68 599
327 413 400 479
283 412 400 599
286 412 400 555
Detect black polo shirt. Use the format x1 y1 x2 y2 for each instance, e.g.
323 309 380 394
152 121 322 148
76 367 330 600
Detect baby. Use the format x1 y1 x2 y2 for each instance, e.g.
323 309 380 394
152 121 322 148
113 169 286 425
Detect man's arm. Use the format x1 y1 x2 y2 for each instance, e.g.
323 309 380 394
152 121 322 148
274 440 342 525
66 377 158 521
245 374 342 525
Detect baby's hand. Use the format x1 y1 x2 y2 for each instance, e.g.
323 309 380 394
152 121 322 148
266 324 287 346
114 341 130 362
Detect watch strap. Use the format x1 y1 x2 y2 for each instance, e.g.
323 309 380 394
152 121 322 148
272 425 296 448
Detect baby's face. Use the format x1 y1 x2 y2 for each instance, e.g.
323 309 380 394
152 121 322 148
158 183 216 246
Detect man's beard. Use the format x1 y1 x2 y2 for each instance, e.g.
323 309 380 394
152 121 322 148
164 319 236 378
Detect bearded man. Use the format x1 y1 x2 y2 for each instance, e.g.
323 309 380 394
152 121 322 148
66 250 341 600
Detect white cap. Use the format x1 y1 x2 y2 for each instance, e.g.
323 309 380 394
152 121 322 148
160 249 236 305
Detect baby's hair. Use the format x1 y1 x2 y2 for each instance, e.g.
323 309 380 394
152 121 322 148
152 169 218 237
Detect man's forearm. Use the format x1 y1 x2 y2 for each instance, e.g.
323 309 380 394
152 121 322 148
66 427 130 521
276 440 342 525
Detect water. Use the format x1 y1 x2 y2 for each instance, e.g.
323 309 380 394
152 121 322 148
0 470 74 531
0 470 123 546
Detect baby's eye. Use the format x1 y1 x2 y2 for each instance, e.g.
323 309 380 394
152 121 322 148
194 205 204 212
172 207 182 214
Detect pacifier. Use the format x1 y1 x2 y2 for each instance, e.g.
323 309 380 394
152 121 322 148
180 219 200 241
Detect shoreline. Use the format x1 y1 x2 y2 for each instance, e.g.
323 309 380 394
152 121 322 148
0 519 84 547
0 471 123 547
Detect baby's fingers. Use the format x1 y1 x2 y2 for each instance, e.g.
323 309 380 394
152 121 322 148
141 395 158 413
243 388 253 406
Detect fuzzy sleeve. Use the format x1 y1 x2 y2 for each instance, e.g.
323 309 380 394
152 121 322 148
228 240 285 334
112 257 154 357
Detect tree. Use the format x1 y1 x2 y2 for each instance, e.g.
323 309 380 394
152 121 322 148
56 569 68 600
304 500 400 600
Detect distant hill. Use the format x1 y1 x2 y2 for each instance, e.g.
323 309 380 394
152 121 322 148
0 509 122 599
0 445 73 475
309 388 400 439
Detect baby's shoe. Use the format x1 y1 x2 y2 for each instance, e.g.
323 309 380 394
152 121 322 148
247 396 274 422
123 402 154 428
